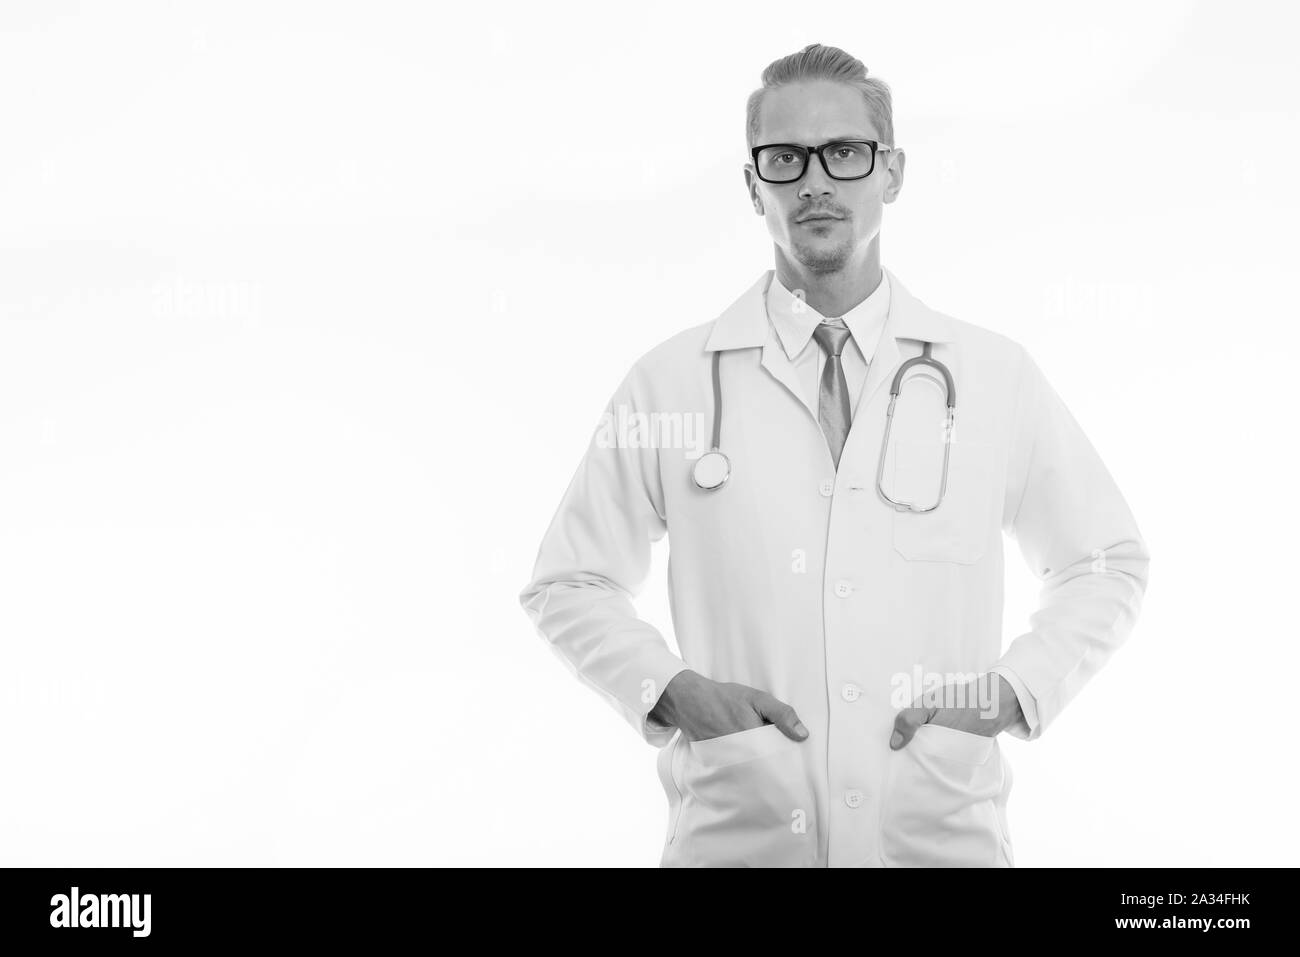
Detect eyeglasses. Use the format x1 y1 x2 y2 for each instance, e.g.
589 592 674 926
750 139 892 184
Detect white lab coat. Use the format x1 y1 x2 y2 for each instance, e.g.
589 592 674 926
520 268 1150 867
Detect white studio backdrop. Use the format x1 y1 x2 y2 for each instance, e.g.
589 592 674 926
0 0 1295 866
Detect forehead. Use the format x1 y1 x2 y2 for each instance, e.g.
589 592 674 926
755 80 880 143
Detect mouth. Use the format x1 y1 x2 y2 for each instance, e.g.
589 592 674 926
796 213 843 223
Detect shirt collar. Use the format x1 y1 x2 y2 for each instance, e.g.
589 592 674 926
765 269 892 362
703 267 951 353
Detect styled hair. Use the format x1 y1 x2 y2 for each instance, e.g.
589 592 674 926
746 43 894 149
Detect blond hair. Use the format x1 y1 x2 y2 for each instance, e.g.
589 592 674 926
746 43 894 149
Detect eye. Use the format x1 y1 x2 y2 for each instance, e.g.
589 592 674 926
773 152 798 166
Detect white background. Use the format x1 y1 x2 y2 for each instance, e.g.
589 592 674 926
0 0 1296 866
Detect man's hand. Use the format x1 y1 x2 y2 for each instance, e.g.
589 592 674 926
649 670 809 743
889 673 1023 750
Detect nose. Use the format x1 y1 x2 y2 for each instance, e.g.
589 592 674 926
798 157 836 199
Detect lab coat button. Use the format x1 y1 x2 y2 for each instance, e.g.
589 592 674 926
841 683 861 702
819 480 834 497
844 789 864 808
834 580 853 598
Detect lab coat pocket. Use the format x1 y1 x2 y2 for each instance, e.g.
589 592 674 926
890 439 998 564
879 724 1010 867
665 723 817 867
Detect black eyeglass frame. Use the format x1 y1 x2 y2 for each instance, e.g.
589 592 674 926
749 139 893 183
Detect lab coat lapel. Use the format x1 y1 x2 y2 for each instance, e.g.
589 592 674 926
836 269 956 478
880 267 955 346
705 270 820 426
760 339 818 424
860 327 900 417
866 270 954 409
864 268 954 410
702 272 771 352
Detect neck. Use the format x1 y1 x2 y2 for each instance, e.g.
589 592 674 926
773 240 882 318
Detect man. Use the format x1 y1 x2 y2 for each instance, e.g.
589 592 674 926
519 43 1150 867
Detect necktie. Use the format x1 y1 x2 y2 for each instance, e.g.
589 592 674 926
812 319 853 469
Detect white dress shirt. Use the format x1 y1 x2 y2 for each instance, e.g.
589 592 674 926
765 267 892 419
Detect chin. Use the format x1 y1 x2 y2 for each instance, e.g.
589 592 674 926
792 241 852 275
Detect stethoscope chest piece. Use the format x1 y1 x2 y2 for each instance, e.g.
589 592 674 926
692 450 731 490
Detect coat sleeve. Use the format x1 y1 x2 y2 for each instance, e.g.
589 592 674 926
992 345 1151 742
519 361 691 748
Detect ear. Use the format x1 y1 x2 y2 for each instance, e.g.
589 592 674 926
743 165 764 215
882 148 906 205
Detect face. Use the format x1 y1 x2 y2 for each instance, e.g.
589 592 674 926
745 80 905 275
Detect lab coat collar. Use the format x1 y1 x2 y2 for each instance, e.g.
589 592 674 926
703 266 953 353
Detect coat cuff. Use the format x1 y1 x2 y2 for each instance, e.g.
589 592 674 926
989 665 1040 741
637 657 693 748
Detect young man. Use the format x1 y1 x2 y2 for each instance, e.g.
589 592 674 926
520 43 1150 867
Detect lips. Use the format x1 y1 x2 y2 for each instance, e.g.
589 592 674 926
797 213 843 223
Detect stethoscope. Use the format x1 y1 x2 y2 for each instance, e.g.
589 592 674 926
691 341 957 513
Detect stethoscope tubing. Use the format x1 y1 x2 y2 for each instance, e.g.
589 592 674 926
696 341 956 510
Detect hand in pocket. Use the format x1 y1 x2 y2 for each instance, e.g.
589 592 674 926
649 669 809 743
889 673 1024 750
